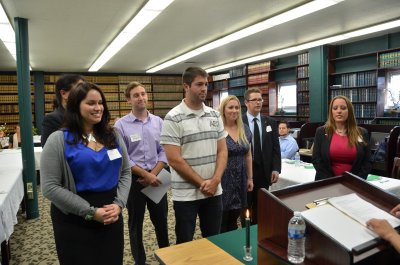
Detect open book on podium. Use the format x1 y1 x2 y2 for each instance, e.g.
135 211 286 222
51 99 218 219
257 172 400 265
302 193 400 254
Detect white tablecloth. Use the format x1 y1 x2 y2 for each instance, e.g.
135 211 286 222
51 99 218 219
270 159 316 191
0 150 24 244
368 176 400 198
270 159 400 198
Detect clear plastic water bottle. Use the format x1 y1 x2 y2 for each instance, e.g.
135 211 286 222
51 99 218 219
288 211 306 264
294 152 301 167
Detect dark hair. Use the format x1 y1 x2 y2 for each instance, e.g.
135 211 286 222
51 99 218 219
54 74 85 108
124 81 143 98
182 67 208 86
278 120 290 128
63 82 117 148
244 88 261 101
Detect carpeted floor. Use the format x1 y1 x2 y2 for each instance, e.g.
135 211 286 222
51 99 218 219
8 189 203 265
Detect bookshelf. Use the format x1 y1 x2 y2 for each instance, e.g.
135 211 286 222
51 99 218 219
227 66 246 113
151 76 183 118
327 46 400 124
247 61 271 116
42 74 182 120
296 52 310 122
0 73 35 134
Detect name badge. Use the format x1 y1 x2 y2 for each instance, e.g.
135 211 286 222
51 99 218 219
266 125 272 132
130 134 141 142
358 136 363 142
107 149 122 160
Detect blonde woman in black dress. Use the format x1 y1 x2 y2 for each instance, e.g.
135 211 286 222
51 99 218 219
219 95 253 232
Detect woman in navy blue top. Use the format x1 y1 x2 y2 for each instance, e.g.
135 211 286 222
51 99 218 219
41 82 131 265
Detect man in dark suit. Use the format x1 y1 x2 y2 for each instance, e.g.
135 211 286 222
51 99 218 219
243 88 281 224
41 74 84 146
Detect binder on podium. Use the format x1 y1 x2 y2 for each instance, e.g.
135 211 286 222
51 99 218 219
257 172 400 265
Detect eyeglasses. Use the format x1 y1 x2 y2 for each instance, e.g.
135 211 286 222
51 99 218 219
247 98 263 103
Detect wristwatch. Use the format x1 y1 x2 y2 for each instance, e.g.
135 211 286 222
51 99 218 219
84 207 96 221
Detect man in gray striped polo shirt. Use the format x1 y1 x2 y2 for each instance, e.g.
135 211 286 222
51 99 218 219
161 66 228 244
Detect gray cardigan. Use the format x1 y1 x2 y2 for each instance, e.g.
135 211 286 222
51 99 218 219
40 130 131 218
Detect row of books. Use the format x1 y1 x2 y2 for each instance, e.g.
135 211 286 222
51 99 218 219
0 95 34 103
213 80 228 90
152 76 181 85
153 101 181 109
1 114 31 123
0 104 27 113
247 61 272 74
153 92 183 100
298 52 309 65
248 84 268 93
297 105 310 117
297 91 310 104
229 66 246 78
356 119 372 124
43 75 180 85
247 73 269 85
152 84 182 92
339 71 377 87
228 77 246 88
330 88 377 102
45 103 53 112
379 50 400 68
119 75 152 84
297 79 309 91
107 102 120 110
354 104 376 118
0 85 32 93
297 66 309 78
228 87 246 97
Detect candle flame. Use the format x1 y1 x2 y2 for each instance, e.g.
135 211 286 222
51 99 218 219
246 209 250 218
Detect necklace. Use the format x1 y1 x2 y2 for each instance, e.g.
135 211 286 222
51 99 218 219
83 133 97 143
335 129 347 135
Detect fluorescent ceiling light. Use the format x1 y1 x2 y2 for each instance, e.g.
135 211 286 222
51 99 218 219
0 3 16 60
205 19 400 73
146 0 344 73
88 0 174 72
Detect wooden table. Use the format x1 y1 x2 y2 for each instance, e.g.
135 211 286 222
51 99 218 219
155 238 243 265
156 225 258 265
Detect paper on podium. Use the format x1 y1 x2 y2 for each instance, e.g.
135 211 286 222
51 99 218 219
141 169 171 204
301 193 400 251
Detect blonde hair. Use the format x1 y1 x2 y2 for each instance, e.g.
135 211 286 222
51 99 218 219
325 95 366 147
219 95 249 146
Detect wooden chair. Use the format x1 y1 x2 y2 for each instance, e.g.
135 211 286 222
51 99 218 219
391 157 400 179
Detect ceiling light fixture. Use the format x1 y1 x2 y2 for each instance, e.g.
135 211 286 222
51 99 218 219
146 0 344 73
205 19 400 73
88 0 174 72
0 2 16 61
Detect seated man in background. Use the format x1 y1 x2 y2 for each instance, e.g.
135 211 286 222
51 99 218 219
278 121 298 159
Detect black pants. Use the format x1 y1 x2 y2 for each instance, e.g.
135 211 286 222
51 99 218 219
127 178 169 265
247 162 268 225
221 208 242 233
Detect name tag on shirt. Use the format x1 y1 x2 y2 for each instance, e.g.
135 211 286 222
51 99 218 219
107 149 122 160
358 136 363 142
130 134 141 142
266 125 272 132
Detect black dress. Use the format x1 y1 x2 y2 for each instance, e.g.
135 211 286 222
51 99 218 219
51 188 124 265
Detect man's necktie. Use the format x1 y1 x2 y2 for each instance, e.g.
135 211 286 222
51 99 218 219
253 117 262 164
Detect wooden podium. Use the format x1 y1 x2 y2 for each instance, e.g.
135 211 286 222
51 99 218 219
257 172 400 265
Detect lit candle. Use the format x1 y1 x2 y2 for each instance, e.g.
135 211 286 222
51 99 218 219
245 209 250 248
